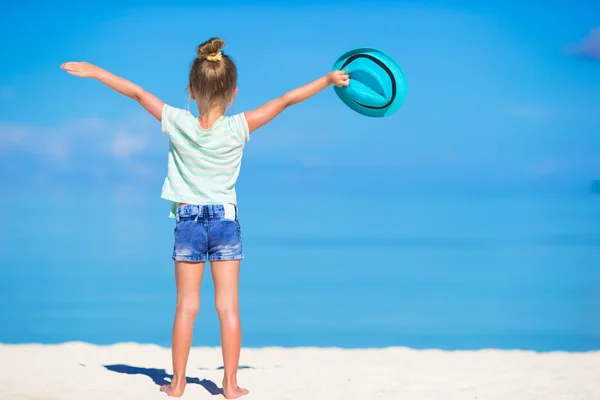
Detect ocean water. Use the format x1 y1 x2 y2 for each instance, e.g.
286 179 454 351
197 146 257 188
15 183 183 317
1 194 599 351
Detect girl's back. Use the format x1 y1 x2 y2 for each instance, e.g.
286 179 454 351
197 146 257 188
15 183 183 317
161 105 250 213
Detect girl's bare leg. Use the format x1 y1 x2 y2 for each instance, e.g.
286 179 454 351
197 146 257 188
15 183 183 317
161 261 205 397
211 260 249 399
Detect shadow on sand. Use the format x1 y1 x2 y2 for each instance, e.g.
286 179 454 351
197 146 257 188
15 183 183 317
104 364 223 396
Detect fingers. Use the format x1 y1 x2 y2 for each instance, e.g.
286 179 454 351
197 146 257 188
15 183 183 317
60 62 82 69
60 63 76 71
334 70 350 87
339 69 350 83
60 62 82 76
61 62 79 70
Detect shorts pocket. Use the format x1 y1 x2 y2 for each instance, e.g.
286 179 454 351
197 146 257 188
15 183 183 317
223 203 237 222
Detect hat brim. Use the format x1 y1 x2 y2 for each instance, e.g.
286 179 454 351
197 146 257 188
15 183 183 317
333 48 407 118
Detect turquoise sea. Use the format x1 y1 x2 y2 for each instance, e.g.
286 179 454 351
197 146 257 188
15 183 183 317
1 193 599 351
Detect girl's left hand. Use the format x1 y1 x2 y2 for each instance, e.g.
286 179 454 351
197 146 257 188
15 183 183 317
327 69 350 87
60 62 98 78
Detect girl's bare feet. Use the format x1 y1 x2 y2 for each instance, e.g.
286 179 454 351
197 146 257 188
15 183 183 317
160 379 186 398
222 380 249 399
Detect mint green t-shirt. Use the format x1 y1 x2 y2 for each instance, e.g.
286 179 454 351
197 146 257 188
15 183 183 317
160 104 250 217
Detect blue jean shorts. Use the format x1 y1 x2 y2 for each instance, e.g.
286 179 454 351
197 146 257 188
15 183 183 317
173 203 243 262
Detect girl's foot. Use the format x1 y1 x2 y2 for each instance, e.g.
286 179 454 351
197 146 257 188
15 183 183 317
160 381 186 398
222 380 249 399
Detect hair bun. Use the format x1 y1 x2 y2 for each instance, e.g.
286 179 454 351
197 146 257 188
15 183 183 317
197 37 225 58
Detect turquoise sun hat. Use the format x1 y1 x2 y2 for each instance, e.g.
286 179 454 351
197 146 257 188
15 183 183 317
332 48 407 118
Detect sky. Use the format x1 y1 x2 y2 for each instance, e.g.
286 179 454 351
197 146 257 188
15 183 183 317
0 0 599 205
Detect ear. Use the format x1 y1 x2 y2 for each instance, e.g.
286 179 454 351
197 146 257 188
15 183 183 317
230 87 239 102
187 84 195 100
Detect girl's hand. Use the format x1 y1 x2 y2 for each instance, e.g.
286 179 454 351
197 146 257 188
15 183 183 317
60 62 98 78
327 70 350 87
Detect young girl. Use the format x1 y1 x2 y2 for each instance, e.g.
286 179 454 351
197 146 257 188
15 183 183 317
61 37 349 399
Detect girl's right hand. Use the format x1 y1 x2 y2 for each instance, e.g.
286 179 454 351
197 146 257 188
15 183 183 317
60 62 99 78
328 70 350 87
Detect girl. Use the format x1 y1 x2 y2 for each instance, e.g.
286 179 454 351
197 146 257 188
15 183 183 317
61 37 349 399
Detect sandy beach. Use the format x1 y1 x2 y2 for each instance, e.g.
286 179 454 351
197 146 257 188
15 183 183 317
0 342 599 400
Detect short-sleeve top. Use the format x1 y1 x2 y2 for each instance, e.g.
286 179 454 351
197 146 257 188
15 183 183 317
160 104 250 217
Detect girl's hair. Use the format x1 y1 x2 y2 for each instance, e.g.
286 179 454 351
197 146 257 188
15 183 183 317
190 37 238 115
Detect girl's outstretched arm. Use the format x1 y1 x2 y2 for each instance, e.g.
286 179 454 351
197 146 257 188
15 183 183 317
244 70 349 133
61 62 164 121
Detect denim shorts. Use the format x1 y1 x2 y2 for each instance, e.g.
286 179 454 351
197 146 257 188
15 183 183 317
173 203 243 262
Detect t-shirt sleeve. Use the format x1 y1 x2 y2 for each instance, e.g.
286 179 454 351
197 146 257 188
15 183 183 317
231 113 250 144
161 104 190 137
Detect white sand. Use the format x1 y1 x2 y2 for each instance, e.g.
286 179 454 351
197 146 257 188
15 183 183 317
1 342 599 400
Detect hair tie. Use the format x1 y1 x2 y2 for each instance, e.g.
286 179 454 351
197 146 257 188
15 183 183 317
205 52 222 62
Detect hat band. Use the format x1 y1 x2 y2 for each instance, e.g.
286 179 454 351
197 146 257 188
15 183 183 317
341 54 397 110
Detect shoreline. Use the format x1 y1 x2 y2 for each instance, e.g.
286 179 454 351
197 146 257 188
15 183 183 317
3 340 600 353
2 340 600 352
